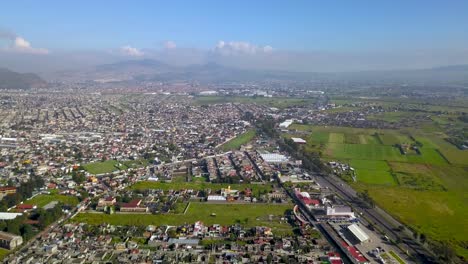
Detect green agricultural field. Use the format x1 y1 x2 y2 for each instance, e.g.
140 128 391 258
354 169 396 185
358 134 381 144
220 129 256 151
405 148 448 166
129 181 273 194
377 133 412 145
72 203 293 235
27 193 79 207
360 184 468 258
368 111 423 123
349 160 395 185
293 118 467 258
328 133 345 143
83 160 124 174
326 143 405 161
349 160 390 171
344 133 361 144
308 131 329 144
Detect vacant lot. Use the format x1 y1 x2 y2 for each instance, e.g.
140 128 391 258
72 203 293 235
27 193 79 207
220 129 256 151
83 160 123 174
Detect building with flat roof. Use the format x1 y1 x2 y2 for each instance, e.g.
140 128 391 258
279 119 293 129
291 137 307 144
347 223 369 243
260 153 288 163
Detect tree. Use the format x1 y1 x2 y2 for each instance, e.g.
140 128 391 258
72 171 86 184
20 224 34 240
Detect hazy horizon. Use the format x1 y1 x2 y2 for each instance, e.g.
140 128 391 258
1 1 468 73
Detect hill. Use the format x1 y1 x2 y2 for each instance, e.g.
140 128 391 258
0 68 46 89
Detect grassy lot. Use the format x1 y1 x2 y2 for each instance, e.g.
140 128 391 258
349 160 391 171
27 193 80 207
354 169 396 186
388 251 405 264
122 159 149 168
129 181 274 194
349 160 396 185
83 160 123 174
220 129 256 151
358 183 468 258
0 248 9 261
72 203 293 235
308 131 329 144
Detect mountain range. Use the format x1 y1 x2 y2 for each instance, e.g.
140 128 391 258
73 60 468 85
0 68 46 89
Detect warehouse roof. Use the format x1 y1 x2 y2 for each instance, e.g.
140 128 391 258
347 223 369 242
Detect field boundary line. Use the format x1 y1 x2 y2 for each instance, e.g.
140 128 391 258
183 202 191 214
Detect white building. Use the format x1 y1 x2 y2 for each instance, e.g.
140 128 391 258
347 223 369 243
279 119 293 129
260 153 289 163
326 206 355 219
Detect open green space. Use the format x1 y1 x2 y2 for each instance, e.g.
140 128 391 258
195 96 315 109
286 122 467 257
72 203 293 235
326 143 405 161
354 169 396 185
0 248 9 261
349 160 395 185
83 160 124 174
122 159 149 169
388 251 405 264
27 193 80 207
328 133 344 143
308 131 329 144
129 181 273 194
220 129 257 151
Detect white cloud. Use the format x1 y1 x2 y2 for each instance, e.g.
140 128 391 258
164 40 177 49
263 45 273 53
2 36 49 54
120 45 144 56
214 40 273 55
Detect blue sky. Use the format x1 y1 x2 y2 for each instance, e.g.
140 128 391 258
2 0 467 51
1 1 468 72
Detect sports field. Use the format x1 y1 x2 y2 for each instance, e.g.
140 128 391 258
72 202 293 235
83 160 125 174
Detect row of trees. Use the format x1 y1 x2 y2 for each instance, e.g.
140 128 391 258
0 174 44 211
